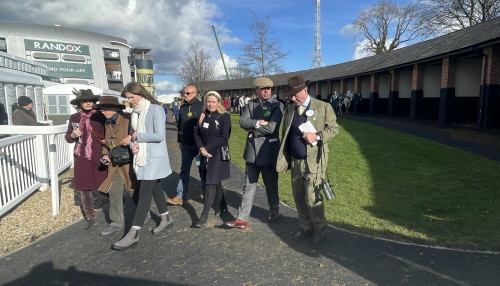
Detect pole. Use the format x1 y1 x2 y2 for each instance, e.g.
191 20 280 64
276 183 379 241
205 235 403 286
211 25 230 80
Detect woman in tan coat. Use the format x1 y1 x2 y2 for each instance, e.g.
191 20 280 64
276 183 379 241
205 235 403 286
94 96 138 236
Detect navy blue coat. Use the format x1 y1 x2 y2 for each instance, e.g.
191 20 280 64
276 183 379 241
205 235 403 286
194 111 231 185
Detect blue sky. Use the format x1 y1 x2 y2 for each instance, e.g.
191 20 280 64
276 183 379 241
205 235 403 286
210 0 378 71
1 0 385 94
154 0 381 94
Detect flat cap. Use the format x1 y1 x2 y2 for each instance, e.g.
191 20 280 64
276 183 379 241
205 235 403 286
254 77 274 88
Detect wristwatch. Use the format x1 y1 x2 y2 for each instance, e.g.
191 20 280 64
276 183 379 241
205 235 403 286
315 132 322 141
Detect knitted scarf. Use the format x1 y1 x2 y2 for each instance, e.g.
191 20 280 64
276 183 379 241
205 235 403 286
74 109 97 160
131 97 150 173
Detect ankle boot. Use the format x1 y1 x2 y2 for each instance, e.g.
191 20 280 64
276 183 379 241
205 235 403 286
195 184 216 228
153 213 173 234
194 213 208 228
112 228 139 251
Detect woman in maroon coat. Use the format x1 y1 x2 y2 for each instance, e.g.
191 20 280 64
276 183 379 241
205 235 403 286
65 89 107 229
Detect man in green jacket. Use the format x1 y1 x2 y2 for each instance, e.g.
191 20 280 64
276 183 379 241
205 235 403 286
276 75 339 243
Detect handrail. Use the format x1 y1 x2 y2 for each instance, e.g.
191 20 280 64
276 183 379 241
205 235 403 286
0 124 70 216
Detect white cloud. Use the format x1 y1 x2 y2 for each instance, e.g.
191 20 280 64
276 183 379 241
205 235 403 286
351 38 408 60
352 39 374 60
0 0 240 87
339 23 356 38
213 53 239 79
155 80 182 94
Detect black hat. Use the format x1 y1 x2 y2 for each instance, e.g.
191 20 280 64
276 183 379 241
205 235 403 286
18 96 33 107
94 96 126 110
70 89 101 105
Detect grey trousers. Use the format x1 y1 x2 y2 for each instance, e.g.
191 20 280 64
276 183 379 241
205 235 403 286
236 163 280 222
290 157 326 230
108 173 125 227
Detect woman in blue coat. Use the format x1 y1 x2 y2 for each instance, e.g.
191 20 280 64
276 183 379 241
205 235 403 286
112 82 173 251
194 91 231 227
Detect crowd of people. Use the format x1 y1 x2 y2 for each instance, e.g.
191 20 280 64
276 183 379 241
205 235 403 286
60 74 338 251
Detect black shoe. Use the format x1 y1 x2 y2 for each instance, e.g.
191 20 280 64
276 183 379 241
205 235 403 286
220 205 229 214
313 227 326 244
83 219 98 230
194 215 208 228
268 210 280 222
293 228 313 240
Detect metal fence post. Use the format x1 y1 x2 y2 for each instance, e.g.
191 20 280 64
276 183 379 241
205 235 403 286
48 134 60 216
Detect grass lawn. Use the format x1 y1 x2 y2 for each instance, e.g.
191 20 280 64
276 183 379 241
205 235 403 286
228 114 500 251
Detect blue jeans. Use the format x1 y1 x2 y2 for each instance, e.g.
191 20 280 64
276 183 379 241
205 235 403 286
176 144 202 200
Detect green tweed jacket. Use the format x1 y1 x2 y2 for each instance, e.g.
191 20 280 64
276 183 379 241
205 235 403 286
276 97 339 178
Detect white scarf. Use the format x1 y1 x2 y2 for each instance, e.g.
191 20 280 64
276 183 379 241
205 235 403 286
131 97 150 174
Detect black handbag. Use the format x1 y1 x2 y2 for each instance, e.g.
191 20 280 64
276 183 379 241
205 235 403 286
110 145 133 165
220 146 231 161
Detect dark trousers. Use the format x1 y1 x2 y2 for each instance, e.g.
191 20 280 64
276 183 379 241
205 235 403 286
132 179 168 227
176 144 202 200
200 183 224 219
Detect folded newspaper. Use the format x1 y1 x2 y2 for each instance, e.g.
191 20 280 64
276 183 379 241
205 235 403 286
298 121 318 146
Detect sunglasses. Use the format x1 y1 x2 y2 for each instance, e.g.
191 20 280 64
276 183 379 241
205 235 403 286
259 87 271 90
183 91 195 95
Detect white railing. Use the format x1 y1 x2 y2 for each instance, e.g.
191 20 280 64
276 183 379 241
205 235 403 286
0 124 72 216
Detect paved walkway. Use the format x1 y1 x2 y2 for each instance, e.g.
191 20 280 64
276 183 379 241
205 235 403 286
0 116 499 286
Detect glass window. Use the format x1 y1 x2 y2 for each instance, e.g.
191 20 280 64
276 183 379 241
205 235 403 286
62 54 87 62
0 38 6 52
48 96 57 105
48 105 58 114
47 95 70 114
59 95 68 114
48 96 58 114
59 105 68 114
58 95 67 105
103 49 120 58
32 52 59 60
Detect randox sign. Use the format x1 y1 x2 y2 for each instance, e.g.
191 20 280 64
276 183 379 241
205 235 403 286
44 62 94 79
24 39 90 55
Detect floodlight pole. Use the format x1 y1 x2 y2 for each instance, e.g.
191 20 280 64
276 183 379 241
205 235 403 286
210 25 230 80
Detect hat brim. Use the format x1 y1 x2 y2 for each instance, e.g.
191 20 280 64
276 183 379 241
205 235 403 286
70 95 101 105
284 80 310 97
94 103 126 110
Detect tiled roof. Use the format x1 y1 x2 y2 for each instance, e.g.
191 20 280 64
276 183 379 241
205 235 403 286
212 16 500 89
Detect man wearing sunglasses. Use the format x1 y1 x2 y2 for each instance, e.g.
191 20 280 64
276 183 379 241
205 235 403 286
225 77 283 229
167 85 204 206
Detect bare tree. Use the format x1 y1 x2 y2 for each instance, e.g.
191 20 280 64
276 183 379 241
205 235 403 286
177 42 219 97
352 0 426 55
228 66 254 79
239 11 289 77
418 0 500 35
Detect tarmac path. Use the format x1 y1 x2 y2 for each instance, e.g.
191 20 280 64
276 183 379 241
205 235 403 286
0 116 499 286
